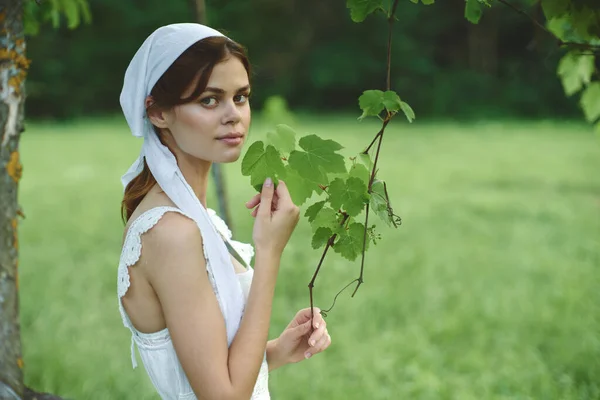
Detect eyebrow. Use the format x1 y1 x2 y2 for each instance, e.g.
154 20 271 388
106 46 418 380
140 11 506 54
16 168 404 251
204 85 251 94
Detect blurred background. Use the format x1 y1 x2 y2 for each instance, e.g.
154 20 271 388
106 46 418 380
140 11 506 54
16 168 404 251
17 0 599 399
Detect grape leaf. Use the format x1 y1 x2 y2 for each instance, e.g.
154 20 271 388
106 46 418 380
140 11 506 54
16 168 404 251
349 163 370 186
465 0 483 24
359 153 374 169
558 51 595 96
288 134 346 184
284 167 316 206
241 141 287 191
312 227 333 249
371 179 393 226
266 124 296 156
358 90 385 120
328 177 370 217
334 222 367 261
580 82 600 122
382 90 402 112
310 206 340 232
541 0 569 20
346 0 384 22
305 201 326 222
401 101 415 123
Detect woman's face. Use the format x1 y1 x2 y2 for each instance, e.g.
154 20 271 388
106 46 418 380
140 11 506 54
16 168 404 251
157 56 251 164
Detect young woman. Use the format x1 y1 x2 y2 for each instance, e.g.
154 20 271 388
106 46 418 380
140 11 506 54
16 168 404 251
116 23 332 399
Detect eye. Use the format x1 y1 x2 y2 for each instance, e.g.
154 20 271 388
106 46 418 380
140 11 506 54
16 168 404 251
200 97 218 107
234 93 250 104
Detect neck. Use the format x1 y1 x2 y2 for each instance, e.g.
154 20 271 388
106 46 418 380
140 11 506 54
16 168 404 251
160 130 211 206
176 153 211 207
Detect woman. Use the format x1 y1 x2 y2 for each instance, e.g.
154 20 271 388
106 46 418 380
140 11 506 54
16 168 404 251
116 23 332 399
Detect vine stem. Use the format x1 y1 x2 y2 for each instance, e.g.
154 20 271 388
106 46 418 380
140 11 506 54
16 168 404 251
309 214 350 325
314 0 401 315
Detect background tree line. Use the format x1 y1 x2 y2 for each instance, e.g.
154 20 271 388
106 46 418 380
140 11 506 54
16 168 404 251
24 0 583 120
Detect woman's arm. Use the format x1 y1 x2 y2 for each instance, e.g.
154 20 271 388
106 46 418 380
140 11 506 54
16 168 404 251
144 180 298 400
266 339 284 372
144 212 278 400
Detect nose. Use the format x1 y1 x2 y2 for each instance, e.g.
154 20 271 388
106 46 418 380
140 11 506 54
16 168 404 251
222 99 242 125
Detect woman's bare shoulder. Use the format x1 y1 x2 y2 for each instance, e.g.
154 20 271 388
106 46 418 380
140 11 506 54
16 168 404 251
123 190 199 253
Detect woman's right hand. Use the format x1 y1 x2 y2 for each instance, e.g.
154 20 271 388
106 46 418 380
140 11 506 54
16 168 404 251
247 178 299 257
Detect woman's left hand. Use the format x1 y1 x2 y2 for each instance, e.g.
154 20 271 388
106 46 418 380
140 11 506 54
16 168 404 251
270 307 332 368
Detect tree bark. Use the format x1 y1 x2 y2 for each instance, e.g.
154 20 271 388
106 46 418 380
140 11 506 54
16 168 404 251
468 6 499 76
191 0 207 25
0 1 26 399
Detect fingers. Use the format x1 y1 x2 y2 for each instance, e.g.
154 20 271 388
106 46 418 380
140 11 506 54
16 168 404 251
306 325 331 359
307 317 326 347
245 193 261 209
257 178 274 218
292 307 321 326
312 331 332 355
275 180 294 207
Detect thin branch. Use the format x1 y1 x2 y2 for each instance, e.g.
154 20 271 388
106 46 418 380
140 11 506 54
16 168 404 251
496 0 600 53
387 0 401 90
308 214 350 324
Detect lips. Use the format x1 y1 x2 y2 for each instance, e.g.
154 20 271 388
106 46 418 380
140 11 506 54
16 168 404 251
217 132 244 146
218 132 244 140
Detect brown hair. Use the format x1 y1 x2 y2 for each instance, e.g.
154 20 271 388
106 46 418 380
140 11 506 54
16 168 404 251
121 36 251 223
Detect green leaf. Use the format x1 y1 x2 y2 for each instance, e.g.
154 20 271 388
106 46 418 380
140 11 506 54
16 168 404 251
346 0 384 22
421 0 435 4
305 201 326 222
288 134 346 184
266 124 296 155
284 167 316 206
558 52 595 96
359 153 374 169
23 1 41 35
370 179 393 226
580 82 600 123
358 90 385 120
328 177 370 217
50 8 60 28
312 227 333 249
310 207 340 232
541 0 569 20
465 0 483 24
63 0 80 29
241 141 287 191
334 222 367 261
76 0 92 24
382 90 402 112
349 163 370 187
400 101 416 123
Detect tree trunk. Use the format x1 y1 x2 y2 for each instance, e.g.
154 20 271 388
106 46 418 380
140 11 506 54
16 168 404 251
0 1 26 398
191 0 207 25
468 6 499 76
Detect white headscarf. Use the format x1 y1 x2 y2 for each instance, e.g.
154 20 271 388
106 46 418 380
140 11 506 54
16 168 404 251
119 23 245 345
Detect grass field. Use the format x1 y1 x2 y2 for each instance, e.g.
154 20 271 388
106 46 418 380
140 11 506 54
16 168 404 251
17 115 600 399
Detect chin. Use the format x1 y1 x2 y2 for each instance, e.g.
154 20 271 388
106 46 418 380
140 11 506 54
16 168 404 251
216 149 242 164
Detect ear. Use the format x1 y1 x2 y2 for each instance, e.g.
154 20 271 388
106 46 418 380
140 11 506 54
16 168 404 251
145 96 169 129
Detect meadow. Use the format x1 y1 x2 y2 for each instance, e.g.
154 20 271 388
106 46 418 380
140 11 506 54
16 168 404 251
17 115 600 399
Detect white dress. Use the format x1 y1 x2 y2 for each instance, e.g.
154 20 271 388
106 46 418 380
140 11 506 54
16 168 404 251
117 206 270 400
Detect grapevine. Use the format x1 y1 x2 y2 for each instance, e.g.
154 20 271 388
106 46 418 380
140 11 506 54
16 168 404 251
241 0 418 325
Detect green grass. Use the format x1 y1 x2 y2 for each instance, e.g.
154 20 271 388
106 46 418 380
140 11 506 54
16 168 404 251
18 115 600 399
